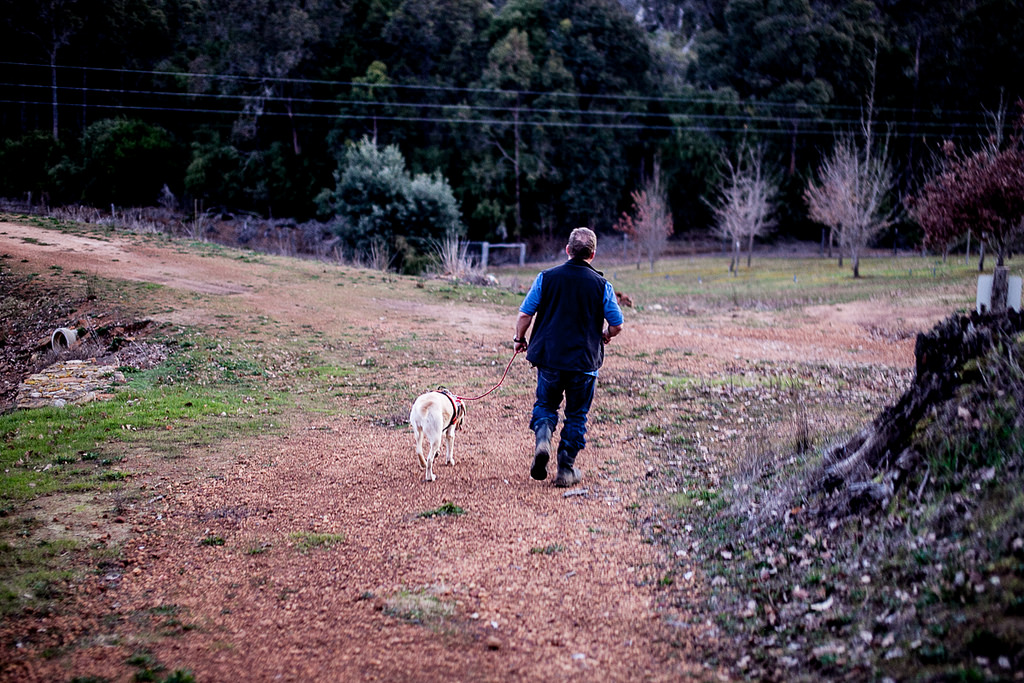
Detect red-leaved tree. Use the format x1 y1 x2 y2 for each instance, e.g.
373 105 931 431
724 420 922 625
614 161 674 272
912 108 1024 269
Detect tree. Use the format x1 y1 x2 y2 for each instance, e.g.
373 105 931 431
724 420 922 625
614 159 673 272
805 134 894 278
805 59 894 279
707 143 777 271
464 0 654 236
182 0 331 154
477 27 537 239
19 0 83 140
0 132 65 202
912 111 1024 272
691 0 884 177
76 118 179 206
316 136 463 272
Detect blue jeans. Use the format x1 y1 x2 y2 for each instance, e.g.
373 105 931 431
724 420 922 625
529 367 596 456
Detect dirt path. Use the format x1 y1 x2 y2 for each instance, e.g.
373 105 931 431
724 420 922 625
0 222 943 681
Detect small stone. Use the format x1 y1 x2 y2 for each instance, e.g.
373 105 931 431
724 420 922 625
485 636 501 650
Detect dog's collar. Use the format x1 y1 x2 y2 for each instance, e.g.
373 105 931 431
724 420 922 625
434 387 464 430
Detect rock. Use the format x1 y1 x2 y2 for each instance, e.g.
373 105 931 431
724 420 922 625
15 359 127 409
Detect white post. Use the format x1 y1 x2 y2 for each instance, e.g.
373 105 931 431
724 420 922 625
481 242 490 269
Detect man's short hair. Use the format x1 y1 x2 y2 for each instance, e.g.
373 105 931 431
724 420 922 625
567 227 597 260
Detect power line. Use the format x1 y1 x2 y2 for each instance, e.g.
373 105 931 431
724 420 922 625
0 80 989 134
0 60 999 125
0 96 983 141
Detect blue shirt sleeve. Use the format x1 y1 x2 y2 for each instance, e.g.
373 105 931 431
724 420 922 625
519 272 544 315
604 282 624 326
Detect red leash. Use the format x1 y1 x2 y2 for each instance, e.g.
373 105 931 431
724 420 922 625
456 349 522 401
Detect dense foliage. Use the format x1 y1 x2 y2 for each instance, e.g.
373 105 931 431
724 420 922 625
913 117 1024 268
1 0 1022 251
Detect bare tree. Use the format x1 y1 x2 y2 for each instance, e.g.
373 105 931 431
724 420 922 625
23 0 82 140
614 159 674 272
805 131 894 278
707 143 777 271
806 49 895 278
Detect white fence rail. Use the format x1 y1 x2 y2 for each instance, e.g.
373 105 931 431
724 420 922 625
463 241 526 268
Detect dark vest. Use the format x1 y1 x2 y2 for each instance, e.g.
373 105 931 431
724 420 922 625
526 258 607 372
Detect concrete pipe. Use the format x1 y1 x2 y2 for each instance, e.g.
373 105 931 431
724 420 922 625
51 327 79 351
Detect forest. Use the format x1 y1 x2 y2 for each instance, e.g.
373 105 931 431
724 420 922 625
1 0 1023 263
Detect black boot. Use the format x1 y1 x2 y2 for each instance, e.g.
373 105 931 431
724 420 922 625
530 423 553 481
553 448 582 488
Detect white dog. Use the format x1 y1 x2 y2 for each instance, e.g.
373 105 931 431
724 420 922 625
409 387 465 482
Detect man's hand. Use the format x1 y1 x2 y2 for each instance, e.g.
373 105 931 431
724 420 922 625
603 324 622 344
515 311 534 353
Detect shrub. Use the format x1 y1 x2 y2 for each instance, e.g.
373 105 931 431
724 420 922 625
77 118 181 206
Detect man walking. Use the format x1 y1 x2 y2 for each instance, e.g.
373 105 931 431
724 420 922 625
513 228 624 487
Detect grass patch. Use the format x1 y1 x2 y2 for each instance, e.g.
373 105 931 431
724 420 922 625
0 538 79 617
0 335 283 505
417 502 465 518
497 253 980 314
529 543 565 555
383 587 455 626
289 532 346 553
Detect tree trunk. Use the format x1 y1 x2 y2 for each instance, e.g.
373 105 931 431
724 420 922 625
746 232 754 268
822 310 1024 494
979 242 986 272
789 120 798 176
513 105 522 240
991 265 1009 314
286 99 301 156
50 48 59 140
853 252 860 278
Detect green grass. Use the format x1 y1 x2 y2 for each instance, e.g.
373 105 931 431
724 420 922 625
289 531 346 553
495 253 979 313
417 502 466 518
0 337 283 506
383 587 455 626
529 543 565 555
0 538 79 616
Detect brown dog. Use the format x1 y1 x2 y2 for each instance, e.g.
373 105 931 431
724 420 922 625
409 388 465 482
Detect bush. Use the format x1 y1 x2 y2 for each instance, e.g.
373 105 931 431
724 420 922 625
317 136 464 272
0 131 65 201
78 118 181 206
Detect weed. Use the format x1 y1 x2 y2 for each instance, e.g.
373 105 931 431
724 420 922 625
200 536 225 546
529 543 564 555
0 538 78 616
289 531 345 553
383 587 455 626
418 502 465 518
